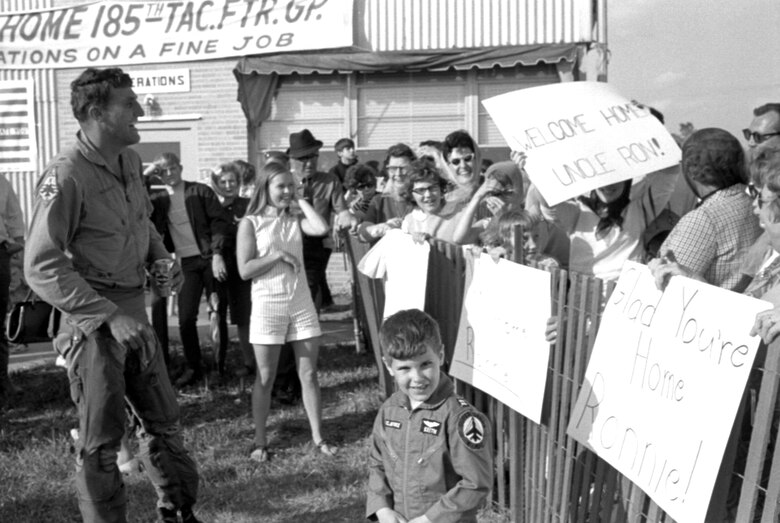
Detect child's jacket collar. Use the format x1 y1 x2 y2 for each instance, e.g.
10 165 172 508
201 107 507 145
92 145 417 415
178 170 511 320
389 374 455 411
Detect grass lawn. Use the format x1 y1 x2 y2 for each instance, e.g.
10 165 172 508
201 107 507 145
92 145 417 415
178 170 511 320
0 339 509 522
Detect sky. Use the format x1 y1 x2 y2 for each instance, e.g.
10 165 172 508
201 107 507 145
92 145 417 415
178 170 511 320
608 0 780 140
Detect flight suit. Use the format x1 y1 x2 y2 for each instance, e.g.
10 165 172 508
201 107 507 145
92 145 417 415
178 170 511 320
24 132 199 523
367 375 493 522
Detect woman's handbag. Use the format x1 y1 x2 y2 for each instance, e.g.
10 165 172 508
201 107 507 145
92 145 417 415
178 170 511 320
6 291 61 344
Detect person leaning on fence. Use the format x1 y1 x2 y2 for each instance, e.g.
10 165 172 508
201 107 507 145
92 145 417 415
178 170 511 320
400 158 481 245
366 309 493 523
647 128 762 292
236 161 337 463
358 143 416 244
478 209 563 270
24 66 201 523
344 163 379 221
451 160 525 245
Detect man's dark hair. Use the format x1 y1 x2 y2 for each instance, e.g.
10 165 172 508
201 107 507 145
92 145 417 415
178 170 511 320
682 128 745 189
334 137 355 152
754 103 780 118
232 159 256 186
70 67 133 122
442 130 476 159
385 143 416 165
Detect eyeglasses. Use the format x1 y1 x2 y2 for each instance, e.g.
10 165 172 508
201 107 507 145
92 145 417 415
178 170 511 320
386 166 408 174
742 129 780 144
355 183 374 190
449 154 474 167
411 185 442 196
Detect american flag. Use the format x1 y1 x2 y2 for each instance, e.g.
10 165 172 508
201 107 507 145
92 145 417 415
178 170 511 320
0 79 37 172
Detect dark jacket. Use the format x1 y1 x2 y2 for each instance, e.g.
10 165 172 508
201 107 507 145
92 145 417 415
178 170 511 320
150 181 230 258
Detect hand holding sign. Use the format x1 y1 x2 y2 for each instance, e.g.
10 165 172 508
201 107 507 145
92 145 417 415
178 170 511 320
483 82 681 206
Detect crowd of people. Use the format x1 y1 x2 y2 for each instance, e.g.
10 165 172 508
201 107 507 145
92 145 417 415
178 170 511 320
11 63 780 522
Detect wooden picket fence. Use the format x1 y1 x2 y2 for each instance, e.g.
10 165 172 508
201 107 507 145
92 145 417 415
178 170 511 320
342 232 780 522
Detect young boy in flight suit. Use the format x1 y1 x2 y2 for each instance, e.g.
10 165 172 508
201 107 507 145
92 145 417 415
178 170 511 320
366 309 493 523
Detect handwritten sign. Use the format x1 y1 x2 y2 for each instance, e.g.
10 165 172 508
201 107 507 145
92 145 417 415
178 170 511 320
0 80 37 172
482 82 681 206
567 262 770 523
450 252 551 423
0 0 353 69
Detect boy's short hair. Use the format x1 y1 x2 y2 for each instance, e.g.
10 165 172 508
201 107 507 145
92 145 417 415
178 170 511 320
334 137 355 152
480 209 541 249
380 309 442 360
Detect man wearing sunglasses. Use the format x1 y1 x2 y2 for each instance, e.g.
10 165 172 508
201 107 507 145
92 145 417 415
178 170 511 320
744 103 780 162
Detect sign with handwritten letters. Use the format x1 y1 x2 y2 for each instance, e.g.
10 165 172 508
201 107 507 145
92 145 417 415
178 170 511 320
450 251 552 424
482 82 681 206
0 80 37 172
567 262 771 523
0 0 353 69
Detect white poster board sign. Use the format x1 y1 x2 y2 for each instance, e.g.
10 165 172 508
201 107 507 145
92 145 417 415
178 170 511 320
567 262 770 523
482 82 681 206
450 252 551 423
357 229 429 319
0 0 353 69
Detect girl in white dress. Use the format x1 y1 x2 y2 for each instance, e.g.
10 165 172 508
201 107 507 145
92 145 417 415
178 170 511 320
236 162 335 462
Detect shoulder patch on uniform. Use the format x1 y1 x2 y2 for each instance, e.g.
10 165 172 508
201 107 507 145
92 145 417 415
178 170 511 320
457 410 487 450
39 170 59 202
384 419 402 430
420 419 441 436
457 397 470 407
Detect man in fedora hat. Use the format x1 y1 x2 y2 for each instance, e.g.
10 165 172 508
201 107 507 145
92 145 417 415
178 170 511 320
287 129 355 312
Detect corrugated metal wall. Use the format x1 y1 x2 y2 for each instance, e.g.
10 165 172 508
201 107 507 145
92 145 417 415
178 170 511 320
361 0 596 51
0 0 56 226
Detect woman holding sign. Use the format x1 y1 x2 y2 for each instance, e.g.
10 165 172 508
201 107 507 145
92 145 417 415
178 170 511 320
515 106 678 281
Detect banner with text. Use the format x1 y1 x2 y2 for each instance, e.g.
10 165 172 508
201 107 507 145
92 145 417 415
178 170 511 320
567 262 770 523
0 80 38 172
0 0 353 69
482 82 681 206
450 251 551 424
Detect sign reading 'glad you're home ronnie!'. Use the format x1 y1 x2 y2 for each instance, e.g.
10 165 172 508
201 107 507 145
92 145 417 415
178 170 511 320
482 82 682 206
0 0 353 69
567 262 771 523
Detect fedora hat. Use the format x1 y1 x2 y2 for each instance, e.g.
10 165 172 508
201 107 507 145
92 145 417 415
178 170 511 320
287 129 323 159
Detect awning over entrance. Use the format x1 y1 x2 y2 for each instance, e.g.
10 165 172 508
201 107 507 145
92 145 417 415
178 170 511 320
233 44 579 128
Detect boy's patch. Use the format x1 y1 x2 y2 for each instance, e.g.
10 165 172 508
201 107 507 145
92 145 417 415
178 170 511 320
420 419 441 436
456 397 470 407
384 419 402 430
39 171 59 202
457 411 487 450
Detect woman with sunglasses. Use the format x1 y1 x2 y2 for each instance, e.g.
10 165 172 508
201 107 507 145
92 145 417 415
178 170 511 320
648 128 762 291
400 158 481 244
343 163 378 221
442 130 482 206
